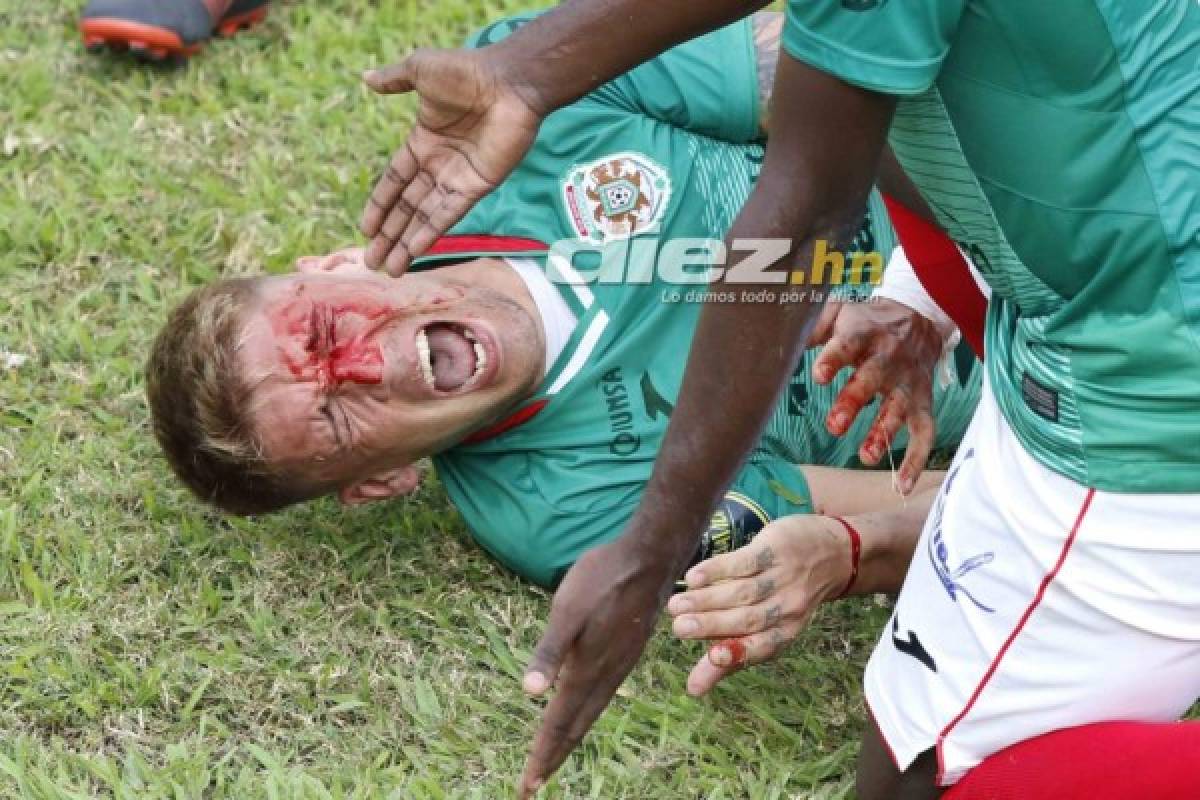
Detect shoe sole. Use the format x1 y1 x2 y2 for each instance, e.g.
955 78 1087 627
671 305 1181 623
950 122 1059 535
80 6 268 60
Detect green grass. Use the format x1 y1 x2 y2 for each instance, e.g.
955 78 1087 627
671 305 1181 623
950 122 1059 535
0 2 889 796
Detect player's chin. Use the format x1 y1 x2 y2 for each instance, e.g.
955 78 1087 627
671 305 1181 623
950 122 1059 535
485 333 546 398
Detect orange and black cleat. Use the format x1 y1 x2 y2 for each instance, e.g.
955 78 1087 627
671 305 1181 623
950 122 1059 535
80 0 269 61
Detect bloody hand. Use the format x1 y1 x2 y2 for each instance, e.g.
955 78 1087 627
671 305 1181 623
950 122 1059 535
667 515 849 696
809 298 944 494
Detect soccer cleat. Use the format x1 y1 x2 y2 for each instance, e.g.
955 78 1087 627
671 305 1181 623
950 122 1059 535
80 0 269 60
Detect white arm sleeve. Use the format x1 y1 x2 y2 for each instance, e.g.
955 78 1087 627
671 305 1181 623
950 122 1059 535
874 245 990 387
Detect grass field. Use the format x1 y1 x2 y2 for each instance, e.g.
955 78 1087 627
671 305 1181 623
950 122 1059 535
0 2 891 796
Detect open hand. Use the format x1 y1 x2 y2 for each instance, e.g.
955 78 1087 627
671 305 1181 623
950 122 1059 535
518 534 682 798
360 48 544 275
667 515 851 696
808 298 943 493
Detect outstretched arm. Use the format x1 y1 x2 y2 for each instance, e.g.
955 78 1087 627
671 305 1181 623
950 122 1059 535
488 0 771 114
669 481 936 696
517 52 897 796
803 464 945 517
361 0 768 275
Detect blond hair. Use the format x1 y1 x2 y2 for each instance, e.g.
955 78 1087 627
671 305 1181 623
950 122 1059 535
145 279 320 515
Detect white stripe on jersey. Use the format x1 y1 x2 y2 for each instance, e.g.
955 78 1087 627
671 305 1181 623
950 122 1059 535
546 251 595 310
547 311 609 396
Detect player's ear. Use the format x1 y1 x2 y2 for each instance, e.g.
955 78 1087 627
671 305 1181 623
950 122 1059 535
338 465 421 506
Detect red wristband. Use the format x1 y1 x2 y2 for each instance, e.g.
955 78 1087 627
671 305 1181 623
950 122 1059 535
831 516 862 600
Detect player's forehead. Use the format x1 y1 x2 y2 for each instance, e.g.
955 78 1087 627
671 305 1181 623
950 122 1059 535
236 290 292 383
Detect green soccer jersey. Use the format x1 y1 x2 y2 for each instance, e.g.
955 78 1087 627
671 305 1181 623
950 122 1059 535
412 15 980 587
784 0 1200 493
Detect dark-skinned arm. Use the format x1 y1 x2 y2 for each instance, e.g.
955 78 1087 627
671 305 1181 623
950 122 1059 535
516 53 898 797
358 5 949 491
360 0 768 274
488 0 771 114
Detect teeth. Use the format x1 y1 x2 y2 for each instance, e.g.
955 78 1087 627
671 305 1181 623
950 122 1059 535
472 339 487 380
462 326 487 382
416 328 435 388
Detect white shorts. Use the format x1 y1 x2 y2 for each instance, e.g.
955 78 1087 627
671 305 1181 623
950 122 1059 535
863 378 1200 785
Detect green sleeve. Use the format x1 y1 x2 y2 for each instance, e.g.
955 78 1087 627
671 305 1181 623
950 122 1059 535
467 13 761 144
585 19 762 143
783 0 965 95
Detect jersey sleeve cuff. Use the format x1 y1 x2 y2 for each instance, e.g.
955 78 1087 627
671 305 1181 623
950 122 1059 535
782 15 943 97
727 18 764 142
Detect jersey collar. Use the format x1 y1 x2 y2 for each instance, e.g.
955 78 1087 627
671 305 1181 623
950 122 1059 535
412 233 550 265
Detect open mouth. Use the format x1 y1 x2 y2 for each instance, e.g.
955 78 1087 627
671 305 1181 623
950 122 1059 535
415 322 489 392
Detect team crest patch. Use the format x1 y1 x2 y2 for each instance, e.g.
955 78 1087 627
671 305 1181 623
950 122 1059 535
562 152 671 242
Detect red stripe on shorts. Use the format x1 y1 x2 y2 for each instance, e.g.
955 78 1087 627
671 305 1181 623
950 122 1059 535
935 488 1097 784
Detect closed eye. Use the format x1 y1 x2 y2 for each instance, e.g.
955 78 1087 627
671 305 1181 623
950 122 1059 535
320 400 343 449
335 402 353 447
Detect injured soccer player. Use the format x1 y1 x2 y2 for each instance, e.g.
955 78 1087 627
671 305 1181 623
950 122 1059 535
145 10 980 656
147 243 978 591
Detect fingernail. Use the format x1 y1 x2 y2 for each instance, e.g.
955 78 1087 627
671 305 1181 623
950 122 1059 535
711 647 731 667
685 569 704 587
830 413 848 432
676 617 699 636
362 69 377 81
523 672 548 694
667 597 691 615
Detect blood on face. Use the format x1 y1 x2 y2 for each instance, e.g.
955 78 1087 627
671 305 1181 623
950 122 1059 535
271 297 394 388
